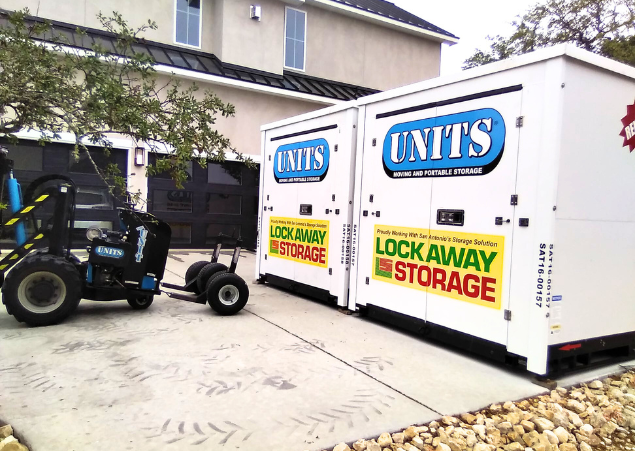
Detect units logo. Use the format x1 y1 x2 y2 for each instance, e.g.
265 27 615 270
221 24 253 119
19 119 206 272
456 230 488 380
269 216 329 268
95 246 124 259
383 108 506 178
274 138 329 183
619 101 635 152
372 225 505 309
135 226 148 263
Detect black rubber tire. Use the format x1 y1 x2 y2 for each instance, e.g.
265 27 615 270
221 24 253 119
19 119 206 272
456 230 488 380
127 296 154 310
2 254 82 326
206 272 249 316
185 261 210 291
196 262 228 294
29 248 80 264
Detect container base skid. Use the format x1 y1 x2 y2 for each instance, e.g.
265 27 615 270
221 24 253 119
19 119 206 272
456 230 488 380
260 274 337 304
362 304 635 377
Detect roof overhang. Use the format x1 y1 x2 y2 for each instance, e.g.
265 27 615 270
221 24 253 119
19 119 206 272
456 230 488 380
302 0 459 45
41 41 343 107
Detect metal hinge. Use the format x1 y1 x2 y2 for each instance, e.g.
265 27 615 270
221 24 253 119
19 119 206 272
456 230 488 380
504 310 512 321
329 268 332 275
365 277 369 285
510 194 518 206
516 116 524 128
372 139 377 146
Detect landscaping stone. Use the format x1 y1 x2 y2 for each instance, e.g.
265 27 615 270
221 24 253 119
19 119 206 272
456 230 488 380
531 417 555 433
0 427 12 441
324 370 635 451
353 440 368 451
553 427 568 444
378 433 392 448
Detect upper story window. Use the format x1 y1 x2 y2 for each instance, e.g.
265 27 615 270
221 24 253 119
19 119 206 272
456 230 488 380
175 0 201 48
284 8 306 71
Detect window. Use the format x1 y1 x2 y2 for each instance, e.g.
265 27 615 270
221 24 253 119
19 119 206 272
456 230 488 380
206 223 241 244
284 8 306 71
169 223 192 244
10 144 42 171
175 0 201 48
69 149 114 174
206 193 241 215
153 190 193 213
76 187 113 210
149 158 193 182
207 162 242 185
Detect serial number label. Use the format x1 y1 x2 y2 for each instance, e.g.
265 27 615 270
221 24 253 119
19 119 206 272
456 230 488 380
535 243 553 309
341 223 352 267
351 224 358 267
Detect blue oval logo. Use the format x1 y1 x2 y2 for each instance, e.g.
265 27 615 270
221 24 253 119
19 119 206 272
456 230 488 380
95 246 125 259
382 108 506 178
274 138 330 183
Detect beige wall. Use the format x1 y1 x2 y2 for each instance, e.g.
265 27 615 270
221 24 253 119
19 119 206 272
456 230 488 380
0 0 215 52
302 4 441 90
0 0 443 88
154 75 324 156
215 1 442 88
217 0 284 75
210 85 323 155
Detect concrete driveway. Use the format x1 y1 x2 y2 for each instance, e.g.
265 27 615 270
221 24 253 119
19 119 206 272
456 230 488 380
0 251 631 451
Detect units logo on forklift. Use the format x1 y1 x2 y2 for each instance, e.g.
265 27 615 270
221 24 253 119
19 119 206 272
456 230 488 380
269 216 329 267
274 138 329 183
95 246 125 259
383 108 506 178
135 225 148 263
372 224 505 309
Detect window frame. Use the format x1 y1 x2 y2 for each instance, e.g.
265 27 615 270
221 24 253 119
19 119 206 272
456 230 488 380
283 6 307 72
174 0 203 49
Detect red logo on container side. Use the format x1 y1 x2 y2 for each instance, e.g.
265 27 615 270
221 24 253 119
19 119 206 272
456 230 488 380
619 102 635 152
379 258 393 273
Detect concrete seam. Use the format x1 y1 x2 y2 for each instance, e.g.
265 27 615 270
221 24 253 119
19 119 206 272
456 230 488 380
244 308 443 416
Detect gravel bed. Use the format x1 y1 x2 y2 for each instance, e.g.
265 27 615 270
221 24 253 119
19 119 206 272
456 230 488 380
320 370 635 451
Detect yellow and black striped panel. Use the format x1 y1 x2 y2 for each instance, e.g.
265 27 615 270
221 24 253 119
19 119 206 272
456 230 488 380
0 232 46 275
3 194 50 228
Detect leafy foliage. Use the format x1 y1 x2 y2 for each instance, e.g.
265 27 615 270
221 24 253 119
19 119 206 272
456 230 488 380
0 9 247 202
464 0 635 69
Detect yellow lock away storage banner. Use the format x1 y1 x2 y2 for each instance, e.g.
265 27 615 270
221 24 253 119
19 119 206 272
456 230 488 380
269 217 329 268
372 225 504 309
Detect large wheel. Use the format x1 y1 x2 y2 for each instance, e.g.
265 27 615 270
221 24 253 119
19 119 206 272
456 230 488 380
196 262 228 294
2 255 82 326
205 272 249 316
127 295 154 310
185 261 210 292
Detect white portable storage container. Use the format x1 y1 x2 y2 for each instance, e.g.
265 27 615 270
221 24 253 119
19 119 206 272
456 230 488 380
256 104 359 307
348 45 635 375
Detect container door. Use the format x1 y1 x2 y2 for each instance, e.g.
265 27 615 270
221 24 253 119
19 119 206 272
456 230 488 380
294 111 357 301
351 104 438 320
424 90 523 346
258 117 340 294
258 130 298 283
